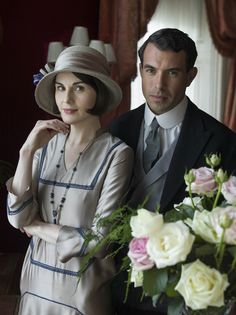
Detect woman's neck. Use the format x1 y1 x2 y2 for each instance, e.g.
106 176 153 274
63 117 101 169
67 116 101 147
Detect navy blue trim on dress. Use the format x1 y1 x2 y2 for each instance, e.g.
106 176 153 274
77 240 87 257
38 140 123 190
29 240 78 277
37 144 47 186
76 227 87 256
29 239 94 277
21 291 84 314
76 227 87 238
7 196 33 215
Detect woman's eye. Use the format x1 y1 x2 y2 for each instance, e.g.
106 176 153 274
74 85 84 92
55 85 64 91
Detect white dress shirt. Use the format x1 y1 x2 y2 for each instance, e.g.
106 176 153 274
144 96 188 155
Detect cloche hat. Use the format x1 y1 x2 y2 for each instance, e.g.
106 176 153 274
35 45 122 116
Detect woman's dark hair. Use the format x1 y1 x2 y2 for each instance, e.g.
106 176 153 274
73 72 107 116
138 28 198 71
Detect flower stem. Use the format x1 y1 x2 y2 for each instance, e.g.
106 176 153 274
188 183 196 209
215 228 226 270
124 268 132 302
230 255 236 273
212 182 222 210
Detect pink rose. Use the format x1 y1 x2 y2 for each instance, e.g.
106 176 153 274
128 237 154 271
189 167 217 196
222 176 236 205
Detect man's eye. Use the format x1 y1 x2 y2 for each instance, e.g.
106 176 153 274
145 68 155 74
168 70 178 77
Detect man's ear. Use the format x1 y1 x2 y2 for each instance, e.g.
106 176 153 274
186 67 198 87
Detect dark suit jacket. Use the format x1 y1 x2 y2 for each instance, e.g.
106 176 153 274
110 99 236 213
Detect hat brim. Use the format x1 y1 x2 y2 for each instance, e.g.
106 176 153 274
35 67 122 117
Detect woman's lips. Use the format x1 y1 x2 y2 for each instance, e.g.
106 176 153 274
62 109 78 114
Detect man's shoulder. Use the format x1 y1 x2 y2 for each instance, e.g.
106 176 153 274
187 100 236 137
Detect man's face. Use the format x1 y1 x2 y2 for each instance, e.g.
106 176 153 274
140 43 197 115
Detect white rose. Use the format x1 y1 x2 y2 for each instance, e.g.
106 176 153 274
130 208 164 238
175 259 229 310
210 206 236 245
190 210 221 243
130 267 144 287
146 221 194 268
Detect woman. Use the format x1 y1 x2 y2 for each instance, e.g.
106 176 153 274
6 45 133 315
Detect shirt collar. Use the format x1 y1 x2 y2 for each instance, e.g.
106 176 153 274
144 96 188 129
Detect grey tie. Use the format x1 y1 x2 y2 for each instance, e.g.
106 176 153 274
143 118 160 173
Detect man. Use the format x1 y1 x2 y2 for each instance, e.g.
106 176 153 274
110 28 236 315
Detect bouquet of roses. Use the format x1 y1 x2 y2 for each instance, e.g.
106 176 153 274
80 154 236 315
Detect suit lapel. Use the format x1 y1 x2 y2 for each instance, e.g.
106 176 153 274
161 101 212 211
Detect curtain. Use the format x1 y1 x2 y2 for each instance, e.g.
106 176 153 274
99 0 159 126
205 0 236 132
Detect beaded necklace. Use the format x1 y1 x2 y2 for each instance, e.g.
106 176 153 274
50 134 95 224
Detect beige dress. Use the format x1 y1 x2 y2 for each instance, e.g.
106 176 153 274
6 131 133 315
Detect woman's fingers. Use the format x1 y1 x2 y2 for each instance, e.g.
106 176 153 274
36 119 70 134
20 227 32 238
23 119 70 151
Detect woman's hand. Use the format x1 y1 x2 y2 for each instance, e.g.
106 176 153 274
20 227 32 238
21 219 61 244
11 119 69 196
22 119 70 153
21 220 40 237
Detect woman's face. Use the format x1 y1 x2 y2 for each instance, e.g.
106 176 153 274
55 71 97 124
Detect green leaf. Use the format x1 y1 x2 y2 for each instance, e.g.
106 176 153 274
164 209 185 222
201 196 214 211
195 243 216 257
167 296 184 315
143 268 168 296
166 281 179 297
165 268 180 297
181 205 195 219
164 205 195 223
228 246 236 258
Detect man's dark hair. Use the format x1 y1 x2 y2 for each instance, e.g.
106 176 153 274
138 28 198 71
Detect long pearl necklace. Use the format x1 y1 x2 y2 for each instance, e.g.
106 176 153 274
50 135 95 224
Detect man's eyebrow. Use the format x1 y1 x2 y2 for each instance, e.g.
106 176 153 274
143 64 155 69
166 67 182 71
143 65 182 71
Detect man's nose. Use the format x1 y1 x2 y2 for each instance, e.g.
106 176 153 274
154 72 165 89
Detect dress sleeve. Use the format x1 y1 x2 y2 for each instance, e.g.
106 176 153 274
56 144 134 263
6 148 43 229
